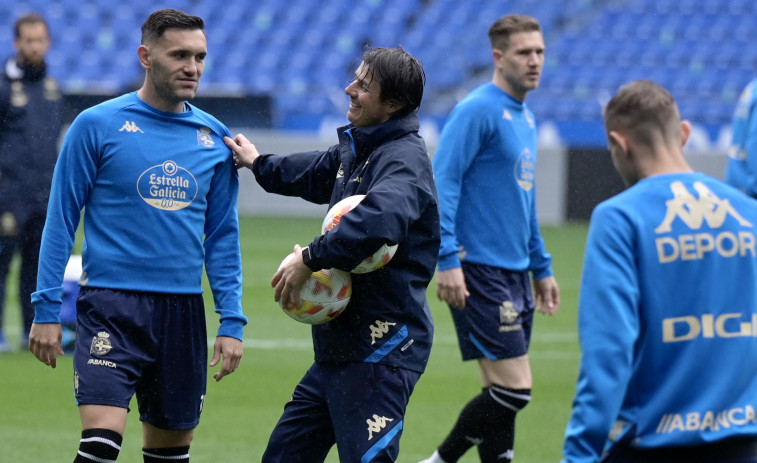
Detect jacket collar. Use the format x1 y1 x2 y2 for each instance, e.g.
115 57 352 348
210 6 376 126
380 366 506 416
337 111 420 159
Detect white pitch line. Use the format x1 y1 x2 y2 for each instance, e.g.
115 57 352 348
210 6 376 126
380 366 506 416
214 331 579 353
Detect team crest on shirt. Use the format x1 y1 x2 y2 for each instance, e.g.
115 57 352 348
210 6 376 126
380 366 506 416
10 81 28 107
514 147 535 191
137 160 199 211
90 332 113 356
524 110 535 129
197 127 215 147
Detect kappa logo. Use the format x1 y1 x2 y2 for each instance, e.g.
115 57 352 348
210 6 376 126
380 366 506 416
369 320 396 345
119 121 144 133
654 181 755 263
655 181 752 234
366 414 393 440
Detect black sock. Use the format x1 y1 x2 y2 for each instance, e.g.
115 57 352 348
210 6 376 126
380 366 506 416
143 446 190 462
73 428 123 462
438 386 531 463
477 386 531 462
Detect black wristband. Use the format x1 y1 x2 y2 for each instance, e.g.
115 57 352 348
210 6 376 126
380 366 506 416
301 246 313 269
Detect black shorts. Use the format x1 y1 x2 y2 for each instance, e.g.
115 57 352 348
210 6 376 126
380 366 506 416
449 262 534 361
73 287 207 430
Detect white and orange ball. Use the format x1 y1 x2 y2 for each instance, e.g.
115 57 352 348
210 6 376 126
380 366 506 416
321 195 398 274
277 253 352 324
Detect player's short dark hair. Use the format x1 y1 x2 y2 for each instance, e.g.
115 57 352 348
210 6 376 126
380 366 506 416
604 80 681 147
141 9 204 45
488 14 541 52
362 46 425 119
14 13 49 39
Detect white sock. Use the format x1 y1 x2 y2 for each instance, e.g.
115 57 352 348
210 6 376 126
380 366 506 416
420 450 447 463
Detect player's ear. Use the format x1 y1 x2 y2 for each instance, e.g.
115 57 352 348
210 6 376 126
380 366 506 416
608 130 628 155
137 44 151 69
680 120 692 147
491 48 503 65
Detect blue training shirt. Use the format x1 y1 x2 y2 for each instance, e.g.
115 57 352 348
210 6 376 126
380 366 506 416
725 78 757 198
32 92 247 340
562 172 757 462
433 82 552 278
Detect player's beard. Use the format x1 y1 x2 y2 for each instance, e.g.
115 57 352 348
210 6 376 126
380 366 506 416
151 61 199 105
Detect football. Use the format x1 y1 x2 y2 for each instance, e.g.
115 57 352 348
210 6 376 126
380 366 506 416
321 194 398 273
277 253 352 324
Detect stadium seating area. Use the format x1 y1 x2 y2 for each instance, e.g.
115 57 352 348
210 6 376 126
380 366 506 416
2 0 756 133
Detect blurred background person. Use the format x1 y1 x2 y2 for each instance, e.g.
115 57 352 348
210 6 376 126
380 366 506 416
725 77 757 199
0 13 62 352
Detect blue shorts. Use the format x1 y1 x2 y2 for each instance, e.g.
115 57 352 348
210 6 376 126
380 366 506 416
449 262 534 361
263 362 421 463
73 287 208 430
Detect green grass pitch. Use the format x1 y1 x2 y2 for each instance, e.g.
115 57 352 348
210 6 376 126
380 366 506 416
0 216 588 462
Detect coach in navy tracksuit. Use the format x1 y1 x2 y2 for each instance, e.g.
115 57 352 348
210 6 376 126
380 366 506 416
226 47 440 462
0 13 63 351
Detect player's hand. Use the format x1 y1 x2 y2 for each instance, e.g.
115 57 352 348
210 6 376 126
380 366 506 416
533 275 560 315
272 244 313 310
436 267 469 309
29 322 65 368
210 336 243 382
223 134 260 169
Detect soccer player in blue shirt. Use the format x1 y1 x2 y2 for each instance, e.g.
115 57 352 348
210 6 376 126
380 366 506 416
725 78 757 199
28 9 246 463
562 80 757 462
226 47 439 463
420 14 560 463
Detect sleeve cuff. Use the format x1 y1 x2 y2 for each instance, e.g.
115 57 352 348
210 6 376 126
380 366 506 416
437 252 461 271
217 316 247 341
33 301 62 324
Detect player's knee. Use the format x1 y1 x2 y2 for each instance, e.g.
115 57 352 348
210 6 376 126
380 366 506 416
74 428 123 462
488 385 531 413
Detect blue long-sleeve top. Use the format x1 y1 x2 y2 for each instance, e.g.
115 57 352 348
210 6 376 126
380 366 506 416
32 92 247 340
725 78 757 198
563 173 757 462
432 82 552 278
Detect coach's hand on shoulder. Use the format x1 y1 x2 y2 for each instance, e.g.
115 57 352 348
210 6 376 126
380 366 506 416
533 275 560 315
223 134 260 170
211 336 243 382
29 322 65 368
